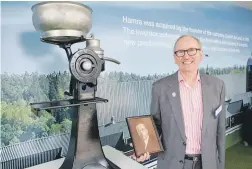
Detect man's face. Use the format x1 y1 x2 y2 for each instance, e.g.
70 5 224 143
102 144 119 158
174 36 203 73
136 124 149 141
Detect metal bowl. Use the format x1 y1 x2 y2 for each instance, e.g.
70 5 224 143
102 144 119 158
31 1 93 43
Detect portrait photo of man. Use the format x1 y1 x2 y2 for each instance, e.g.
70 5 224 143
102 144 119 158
127 116 163 157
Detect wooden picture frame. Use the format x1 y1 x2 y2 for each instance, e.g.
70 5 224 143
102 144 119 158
126 115 164 157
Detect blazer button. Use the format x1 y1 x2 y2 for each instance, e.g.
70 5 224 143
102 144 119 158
179 160 184 164
183 142 186 146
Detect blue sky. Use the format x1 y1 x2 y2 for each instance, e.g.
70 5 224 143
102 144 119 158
1 1 252 76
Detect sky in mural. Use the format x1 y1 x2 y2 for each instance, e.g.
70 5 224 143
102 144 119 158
1 1 252 75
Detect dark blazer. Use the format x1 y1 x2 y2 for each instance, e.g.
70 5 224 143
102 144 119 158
135 137 161 157
151 71 226 169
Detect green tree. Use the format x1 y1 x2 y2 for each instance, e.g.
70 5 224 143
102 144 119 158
61 118 72 133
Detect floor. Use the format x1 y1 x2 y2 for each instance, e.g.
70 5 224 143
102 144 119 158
225 143 252 169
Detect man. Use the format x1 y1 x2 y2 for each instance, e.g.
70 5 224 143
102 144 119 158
136 123 150 150
134 34 226 169
135 123 160 155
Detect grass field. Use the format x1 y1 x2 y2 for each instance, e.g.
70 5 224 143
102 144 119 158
226 129 243 149
225 143 252 169
225 130 252 169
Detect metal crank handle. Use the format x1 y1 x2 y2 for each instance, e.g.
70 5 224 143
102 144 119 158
103 57 120 64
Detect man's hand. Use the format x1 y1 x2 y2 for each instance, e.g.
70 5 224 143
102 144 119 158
130 152 150 162
129 143 151 162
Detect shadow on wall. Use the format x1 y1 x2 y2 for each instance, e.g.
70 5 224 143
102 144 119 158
18 31 68 72
19 31 55 58
216 73 246 99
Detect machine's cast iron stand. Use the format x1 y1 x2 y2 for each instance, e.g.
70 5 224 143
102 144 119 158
30 35 120 169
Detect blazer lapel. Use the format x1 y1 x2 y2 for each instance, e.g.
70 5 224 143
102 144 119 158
165 72 186 141
200 75 212 136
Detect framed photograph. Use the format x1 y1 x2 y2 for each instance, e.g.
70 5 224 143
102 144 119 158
126 115 164 157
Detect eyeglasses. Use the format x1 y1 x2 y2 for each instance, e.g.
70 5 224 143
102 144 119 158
174 48 201 57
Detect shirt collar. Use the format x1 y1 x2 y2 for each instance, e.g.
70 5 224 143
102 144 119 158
178 70 201 83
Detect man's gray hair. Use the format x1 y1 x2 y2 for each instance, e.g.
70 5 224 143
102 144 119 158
173 34 202 52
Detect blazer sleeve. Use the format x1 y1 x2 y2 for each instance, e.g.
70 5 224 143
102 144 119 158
150 83 162 137
217 81 226 169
